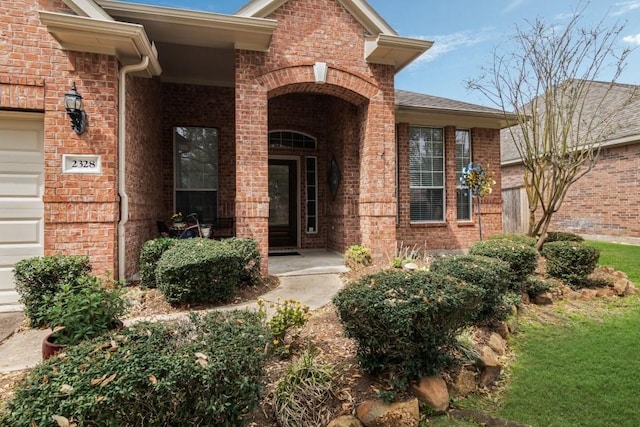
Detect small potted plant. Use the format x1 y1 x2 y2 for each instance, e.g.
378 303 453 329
171 212 185 229
42 274 128 359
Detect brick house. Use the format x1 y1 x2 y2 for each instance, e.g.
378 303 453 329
501 81 640 243
0 0 512 308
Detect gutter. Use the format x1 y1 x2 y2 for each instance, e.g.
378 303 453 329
118 56 150 282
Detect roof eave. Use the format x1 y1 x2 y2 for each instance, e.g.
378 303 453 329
98 0 277 51
62 0 114 21
396 105 519 129
366 35 433 73
39 11 162 77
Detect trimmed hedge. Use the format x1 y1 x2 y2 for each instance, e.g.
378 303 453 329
156 238 242 304
541 241 600 289
469 239 539 288
488 233 537 247
544 231 584 244
333 270 485 379
220 237 262 284
139 238 177 288
13 255 91 327
430 255 516 324
1 310 268 426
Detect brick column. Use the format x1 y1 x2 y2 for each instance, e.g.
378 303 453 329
358 83 397 263
235 51 270 270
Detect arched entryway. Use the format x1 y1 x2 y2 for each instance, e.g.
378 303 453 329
235 62 398 268
267 92 365 253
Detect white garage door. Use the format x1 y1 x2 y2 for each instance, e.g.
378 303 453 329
0 112 44 311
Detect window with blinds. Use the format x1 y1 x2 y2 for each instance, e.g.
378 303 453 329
409 126 445 222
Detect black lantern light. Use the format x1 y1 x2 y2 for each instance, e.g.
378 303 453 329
64 82 87 134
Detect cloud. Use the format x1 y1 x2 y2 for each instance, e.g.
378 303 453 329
613 1 640 16
502 0 525 14
623 33 640 45
409 29 494 68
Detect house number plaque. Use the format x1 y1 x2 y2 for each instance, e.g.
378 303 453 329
62 154 102 174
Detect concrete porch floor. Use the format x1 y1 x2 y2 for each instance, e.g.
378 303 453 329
268 249 349 276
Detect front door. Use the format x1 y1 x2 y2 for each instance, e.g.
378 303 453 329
269 159 297 248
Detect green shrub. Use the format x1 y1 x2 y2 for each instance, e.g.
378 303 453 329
488 233 537 247
344 245 372 269
523 276 554 297
259 299 311 357
469 239 539 288
139 238 177 288
333 270 484 379
544 231 584 244
44 275 128 345
274 349 336 427
2 310 268 426
430 255 516 324
221 237 262 284
156 238 242 305
13 255 92 327
541 241 600 289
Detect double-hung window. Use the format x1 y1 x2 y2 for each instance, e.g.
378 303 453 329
456 130 472 221
409 126 444 222
174 126 218 223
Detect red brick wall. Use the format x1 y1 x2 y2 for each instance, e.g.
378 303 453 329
234 0 398 262
396 125 503 252
1 0 120 275
502 143 640 239
123 76 163 279
160 83 236 222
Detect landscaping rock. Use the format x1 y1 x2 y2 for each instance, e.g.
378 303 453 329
403 262 418 271
488 333 506 355
612 277 635 296
476 346 500 368
596 287 615 298
356 398 419 427
328 415 365 427
479 365 502 388
580 289 598 300
495 321 510 340
450 368 477 397
561 286 581 300
476 345 502 388
532 292 553 305
410 375 449 413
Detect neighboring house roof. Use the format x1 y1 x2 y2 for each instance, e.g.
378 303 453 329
501 80 640 165
395 89 519 129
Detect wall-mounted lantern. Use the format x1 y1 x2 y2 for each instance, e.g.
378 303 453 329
64 82 87 134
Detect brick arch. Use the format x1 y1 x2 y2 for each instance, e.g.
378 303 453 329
258 65 378 106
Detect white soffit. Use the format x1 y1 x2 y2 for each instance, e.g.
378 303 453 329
62 0 114 21
97 0 277 51
366 34 433 72
396 106 519 130
39 11 161 77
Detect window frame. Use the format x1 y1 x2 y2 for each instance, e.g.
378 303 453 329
409 126 446 223
455 129 473 222
173 126 219 223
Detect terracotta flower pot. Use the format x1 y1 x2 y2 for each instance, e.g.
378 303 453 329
41 320 124 360
42 331 66 360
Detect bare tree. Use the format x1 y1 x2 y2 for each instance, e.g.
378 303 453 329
467 4 637 249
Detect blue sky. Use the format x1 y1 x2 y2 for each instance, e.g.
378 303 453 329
127 0 640 107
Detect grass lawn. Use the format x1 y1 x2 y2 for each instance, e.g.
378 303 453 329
468 241 640 427
586 240 640 285
497 305 640 426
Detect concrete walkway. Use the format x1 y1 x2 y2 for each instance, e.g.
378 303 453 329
0 250 347 373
